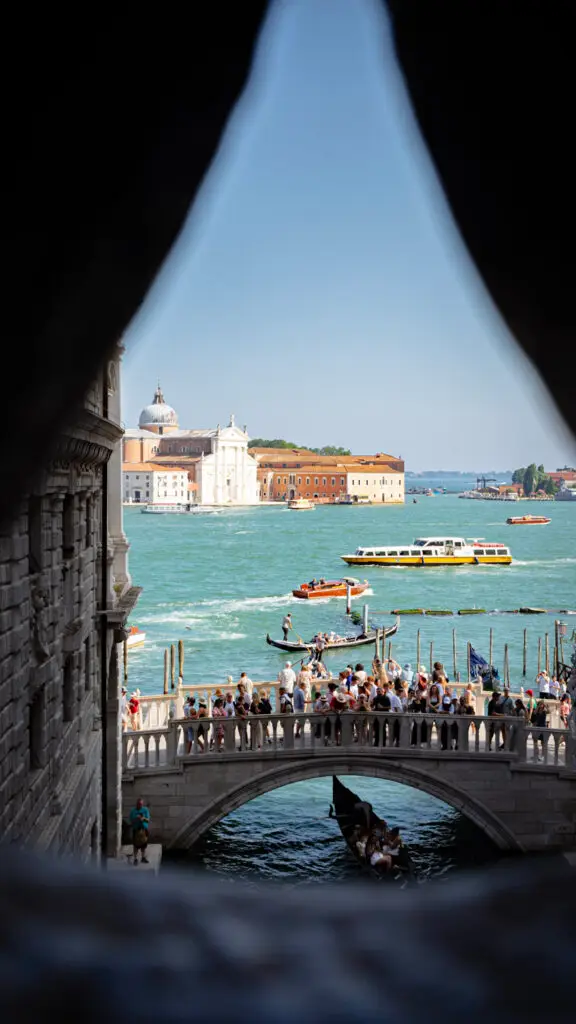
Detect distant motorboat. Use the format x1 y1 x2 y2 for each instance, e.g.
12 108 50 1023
141 503 222 515
506 514 551 525
292 577 369 600
287 498 315 510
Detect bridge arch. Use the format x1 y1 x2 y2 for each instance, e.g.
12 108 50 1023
169 757 523 852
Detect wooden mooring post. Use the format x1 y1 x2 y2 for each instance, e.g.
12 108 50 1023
170 643 176 690
416 629 421 671
163 649 169 695
452 628 457 679
123 637 128 684
467 641 471 681
537 637 542 675
346 583 352 615
178 639 184 686
429 641 433 675
489 627 493 669
522 628 527 677
545 633 550 675
503 644 510 687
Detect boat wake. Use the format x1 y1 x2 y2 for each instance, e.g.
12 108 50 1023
511 557 576 567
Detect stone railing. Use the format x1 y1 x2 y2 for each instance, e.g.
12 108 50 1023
122 712 575 774
132 680 486 731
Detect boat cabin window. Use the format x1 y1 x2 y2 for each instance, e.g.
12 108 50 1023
454 541 464 548
485 549 496 555
399 550 410 556
363 551 375 557
497 549 508 555
387 550 398 557
475 549 485 556
410 550 420 556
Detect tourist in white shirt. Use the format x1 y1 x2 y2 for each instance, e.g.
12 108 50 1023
223 693 236 717
278 661 297 690
537 671 550 699
238 671 253 697
354 663 367 683
388 690 403 713
402 664 414 685
549 676 560 699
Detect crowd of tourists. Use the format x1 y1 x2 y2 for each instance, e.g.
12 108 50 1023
177 656 571 756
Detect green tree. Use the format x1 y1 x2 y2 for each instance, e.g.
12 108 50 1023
310 445 352 456
544 477 558 495
248 438 300 449
512 467 525 484
523 463 538 495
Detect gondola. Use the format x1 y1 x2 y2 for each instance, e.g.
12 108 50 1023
330 776 415 884
265 618 399 653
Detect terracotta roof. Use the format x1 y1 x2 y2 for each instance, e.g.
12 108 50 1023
260 462 401 475
122 463 192 474
255 454 402 469
344 464 401 474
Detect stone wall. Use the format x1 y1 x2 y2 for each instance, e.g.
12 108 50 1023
0 462 104 859
0 347 137 861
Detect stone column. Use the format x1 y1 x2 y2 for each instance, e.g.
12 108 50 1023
107 347 131 597
106 636 124 857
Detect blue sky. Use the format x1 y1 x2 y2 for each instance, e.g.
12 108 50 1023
124 0 575 472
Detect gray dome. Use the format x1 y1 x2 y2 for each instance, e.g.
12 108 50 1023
138 385 178 428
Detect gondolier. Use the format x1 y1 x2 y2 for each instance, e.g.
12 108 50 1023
315 633 326 662
282 613 293 641
265 619 399 654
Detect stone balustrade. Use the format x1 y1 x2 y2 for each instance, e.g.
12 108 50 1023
132 680 489 731
122 712 574 774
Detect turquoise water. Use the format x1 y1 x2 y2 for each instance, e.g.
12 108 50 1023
125 495 575 881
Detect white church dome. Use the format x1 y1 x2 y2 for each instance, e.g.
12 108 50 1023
138 385 178 428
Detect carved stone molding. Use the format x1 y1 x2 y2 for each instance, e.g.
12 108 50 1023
49 435 112 471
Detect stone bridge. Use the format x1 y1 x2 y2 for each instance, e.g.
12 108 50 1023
121 712 576 853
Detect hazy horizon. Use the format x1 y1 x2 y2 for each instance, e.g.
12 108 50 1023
123 0 575 471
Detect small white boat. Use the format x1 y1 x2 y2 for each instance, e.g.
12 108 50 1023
141 503 222 515
126 626 146 648
287 498 315 510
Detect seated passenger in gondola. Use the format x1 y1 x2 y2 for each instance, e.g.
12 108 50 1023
308 578 317 589
385 826 402 858
365 833 392 872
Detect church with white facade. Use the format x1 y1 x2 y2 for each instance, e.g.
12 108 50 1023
122 386 260 506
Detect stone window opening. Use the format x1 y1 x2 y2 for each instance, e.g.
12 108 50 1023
84 637 91 692
85 495 92 550
63 494 75 559
29 686 46 770
63 657 75 723
28 496 43 574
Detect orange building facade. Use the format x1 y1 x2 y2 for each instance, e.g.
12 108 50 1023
253 450 405 503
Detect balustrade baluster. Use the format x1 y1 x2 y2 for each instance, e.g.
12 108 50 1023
282 715 294 749
459 717 469 752
398 714 411 750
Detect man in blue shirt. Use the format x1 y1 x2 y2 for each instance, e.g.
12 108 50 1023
129 798 150 865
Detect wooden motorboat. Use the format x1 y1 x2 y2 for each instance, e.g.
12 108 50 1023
292 577 369 600
506 514 550 525
126 626 146 648
330 777 414 883
265 618 398 653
